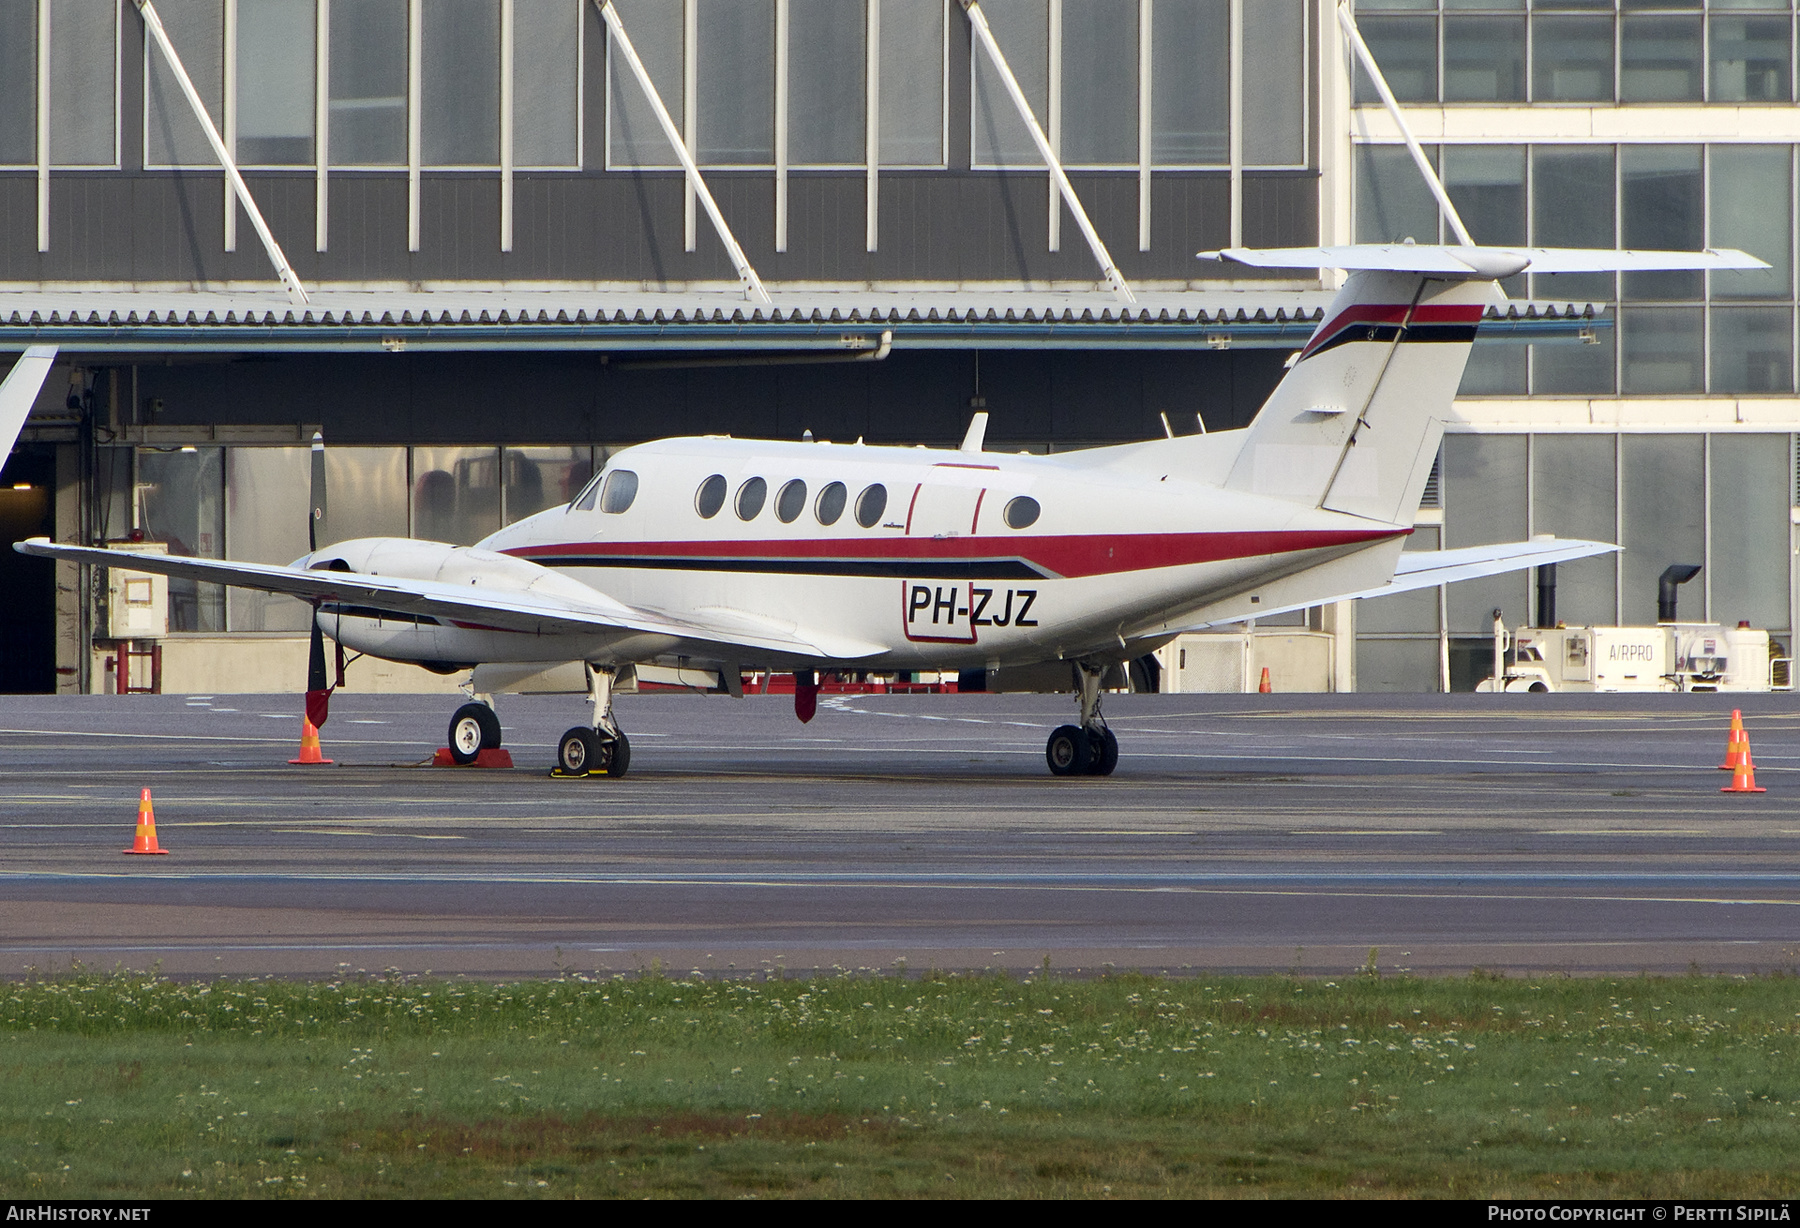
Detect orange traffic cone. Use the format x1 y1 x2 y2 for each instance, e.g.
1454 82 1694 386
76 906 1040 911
1720 709 1749 771
1722 718 1767 794
289 717 333 765
123 787 169 855
1258 666 1272 694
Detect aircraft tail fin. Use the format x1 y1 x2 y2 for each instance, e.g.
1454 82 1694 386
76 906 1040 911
1211 245 1764 524
0 346 59 468
1220 268 1487 524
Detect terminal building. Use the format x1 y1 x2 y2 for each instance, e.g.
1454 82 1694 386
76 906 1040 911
0 0 1795 695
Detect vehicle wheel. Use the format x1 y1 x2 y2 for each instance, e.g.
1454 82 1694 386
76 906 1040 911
557 726 601 775
598 730 632 778
1046 724 1093 776
1087 727 1119 776
449 702 502 765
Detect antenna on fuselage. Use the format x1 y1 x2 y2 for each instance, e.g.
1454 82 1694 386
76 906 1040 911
960 412 989 454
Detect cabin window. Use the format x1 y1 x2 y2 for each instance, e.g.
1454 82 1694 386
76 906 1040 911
815 481 847 526
572 471 605 511
599 469 639 514
736 476 768 520
855 483 887 528
775 478 808 523
695 473 728 518
1003 495 1040 529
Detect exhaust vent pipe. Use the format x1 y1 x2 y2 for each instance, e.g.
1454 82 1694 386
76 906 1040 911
1658 563 1702 624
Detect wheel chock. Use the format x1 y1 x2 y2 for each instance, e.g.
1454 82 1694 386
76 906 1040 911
432 748 515 768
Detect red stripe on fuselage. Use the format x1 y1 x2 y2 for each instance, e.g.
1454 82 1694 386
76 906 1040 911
506 528 1403 580
1300 301 1485 359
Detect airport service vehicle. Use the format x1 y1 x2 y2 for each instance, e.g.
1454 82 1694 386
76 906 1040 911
1479 622 1787 694
11 245 1758 777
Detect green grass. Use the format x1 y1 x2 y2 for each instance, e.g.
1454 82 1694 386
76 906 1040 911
2 967 1798 1198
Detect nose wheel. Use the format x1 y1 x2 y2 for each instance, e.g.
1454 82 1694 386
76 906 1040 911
447 701 502 765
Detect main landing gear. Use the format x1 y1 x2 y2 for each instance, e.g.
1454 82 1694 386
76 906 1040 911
1046 661 1118 777
555 663 631 778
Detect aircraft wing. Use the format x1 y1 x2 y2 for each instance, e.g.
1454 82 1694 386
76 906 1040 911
12 538 884 660
1203 245 1765 277
1172 538 1618 631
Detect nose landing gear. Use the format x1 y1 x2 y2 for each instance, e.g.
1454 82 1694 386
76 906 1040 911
1045 661 1118 777
447 698 503 765
553 663 632 778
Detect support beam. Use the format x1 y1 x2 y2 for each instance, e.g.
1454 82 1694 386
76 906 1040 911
960 0 1134 304
501 0 515 253
594 0 771 303
407 0 422 252
1136 0 1150 252
35 0 49 253
1336 2 1473 247
1228 0 1241 247
774 0 789 253
865 0 879 253
223 0 237 252
315 0 329 252
134 0 310 304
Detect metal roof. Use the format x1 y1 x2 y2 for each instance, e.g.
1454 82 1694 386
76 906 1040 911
0 286 1602 353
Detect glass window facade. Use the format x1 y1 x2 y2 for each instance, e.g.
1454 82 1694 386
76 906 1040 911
879 0 946 167
329 0 408 167
238 0 315 166
1366 431 1796 688
1354 1 1799 104
422 0 501 167
1357 139 1800 397
514 0 583 169
789 0 865 167
977 0 1305 170
145 0 224 168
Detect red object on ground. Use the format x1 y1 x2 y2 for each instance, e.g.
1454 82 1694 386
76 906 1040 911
433 748 515 768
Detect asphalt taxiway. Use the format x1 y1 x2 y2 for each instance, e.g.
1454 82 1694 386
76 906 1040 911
2 690 1799 978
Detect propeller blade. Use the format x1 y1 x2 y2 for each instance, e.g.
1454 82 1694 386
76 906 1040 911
309 430 326 552
794 669 818 724
305 608 330 728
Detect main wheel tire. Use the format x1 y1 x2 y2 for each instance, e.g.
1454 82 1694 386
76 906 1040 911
1088 727 1119 776
597 730 632 778
1046 724 1093 776
449 702 502 765
557 726 602 775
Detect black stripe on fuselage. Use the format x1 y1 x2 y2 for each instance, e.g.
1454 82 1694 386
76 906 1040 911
321 603 443 626
1304 322 1481 359
527 554 1052 580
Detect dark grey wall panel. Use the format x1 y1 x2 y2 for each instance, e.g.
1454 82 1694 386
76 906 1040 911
47 176 135 281
0 176 38 280
1241 173 1319 251
1148 173 1230 272
130 173 226 282
126 347 1289 448
418 177 506 281
2 166 1318 286
320 176 412 282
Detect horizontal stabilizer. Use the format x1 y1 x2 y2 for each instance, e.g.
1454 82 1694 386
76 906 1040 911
1202 245 1766 279
1172 538 1617 631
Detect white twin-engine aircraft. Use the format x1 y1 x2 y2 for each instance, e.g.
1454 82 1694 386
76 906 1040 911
14 244 1760 777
